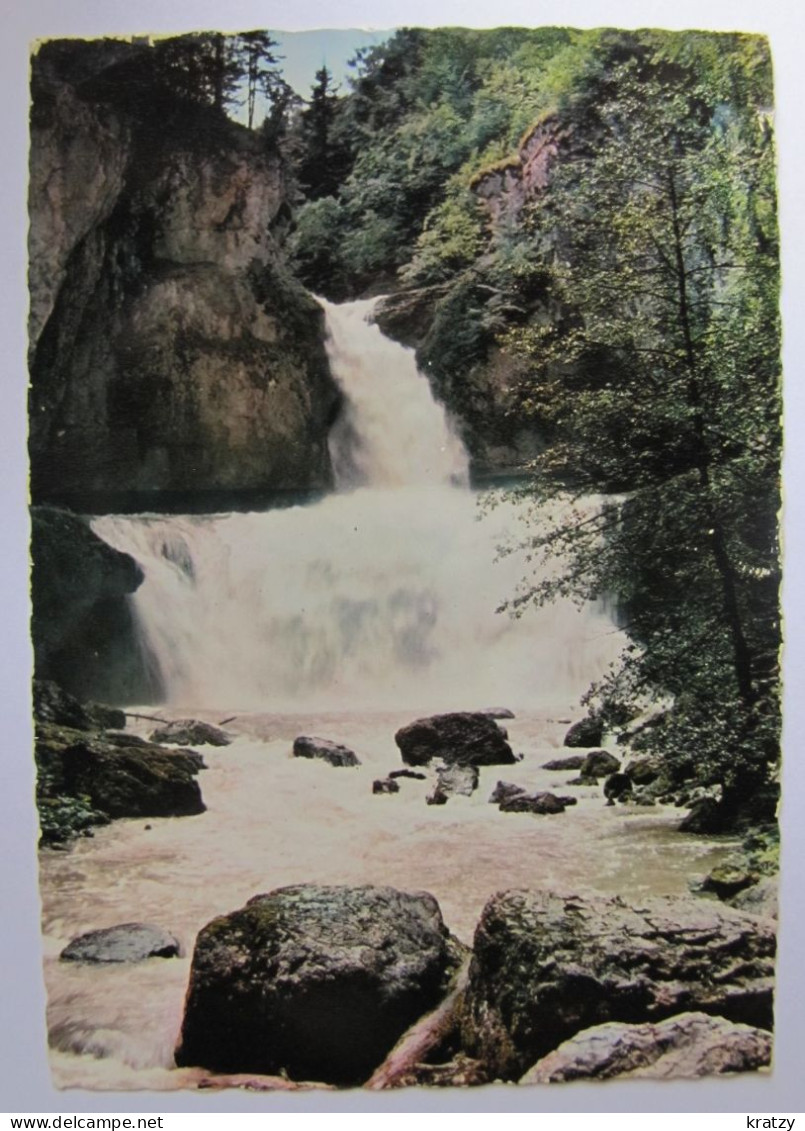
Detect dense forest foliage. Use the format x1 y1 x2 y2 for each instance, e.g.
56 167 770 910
80 28 780 828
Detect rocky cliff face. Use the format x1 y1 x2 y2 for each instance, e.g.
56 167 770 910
374 115 571 479
29 42 339 511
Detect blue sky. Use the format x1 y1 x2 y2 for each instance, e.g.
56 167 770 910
273 27 394 96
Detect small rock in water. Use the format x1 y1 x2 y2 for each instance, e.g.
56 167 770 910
580 750 620 779
60 922 181 963
489 781 527 805
389 769 427 781
479 707 516 720
563 717 604 748
427 763 479 805
499 791 566 815
541 755 585 771
293 736 360 767
373 777 400 794
151 719 232 747
702 865 755 900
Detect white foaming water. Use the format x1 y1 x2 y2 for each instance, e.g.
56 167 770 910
320 296 469 489
92 299 621 711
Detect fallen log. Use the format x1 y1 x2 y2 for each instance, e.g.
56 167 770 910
365 956 470 1089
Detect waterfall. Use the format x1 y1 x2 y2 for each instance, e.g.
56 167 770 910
92 300 622 711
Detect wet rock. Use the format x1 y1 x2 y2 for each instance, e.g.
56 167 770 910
679 797 728 833
702 865 755 901
152 720 233 748
480 707 516 720
292 735 360 767
33 679 94 729
175 884 461 1086
499 791 565 815
60 922 181 963
489 781 527 804
728 877 778 920
624 757 661 786
555 796 578 807
36 722 206 821
427 763 479 805
460 890 775 1080
563 717 603 748
541 755 585 771
373 777 400 795
33 679 127 732
603 772 633 804
29 46 339 510
395 712 516 768
389 769 427 781
580 750 620 779
30 508 151 704
521 1013 772 1083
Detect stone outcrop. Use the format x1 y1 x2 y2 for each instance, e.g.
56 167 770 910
292 736 361 768
29 40 339 512
460 890 775 1081
541 755 585 771
36 722 206 822
33 679 125 731
395 712 516 768
175 884 462 1086
60 922 181 963
521 1013 772 1083
471 114 569 229
151 720 233 748
30 507 151 704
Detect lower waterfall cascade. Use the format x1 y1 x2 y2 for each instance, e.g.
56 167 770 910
92 298 622 712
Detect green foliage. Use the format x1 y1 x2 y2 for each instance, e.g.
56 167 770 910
499 43 780 810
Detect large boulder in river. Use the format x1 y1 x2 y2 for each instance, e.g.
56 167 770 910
460 890 775 1081
36 722 206 820
521 1013 772 1083
60 922 181 964
395 712 516 768
292 736 360 767
175 884 461 1086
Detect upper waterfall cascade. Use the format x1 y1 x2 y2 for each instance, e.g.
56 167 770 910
93 300 621 710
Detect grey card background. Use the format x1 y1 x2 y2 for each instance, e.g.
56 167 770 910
1 0 803 1113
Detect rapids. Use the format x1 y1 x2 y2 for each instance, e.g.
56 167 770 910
39 299 737 1090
